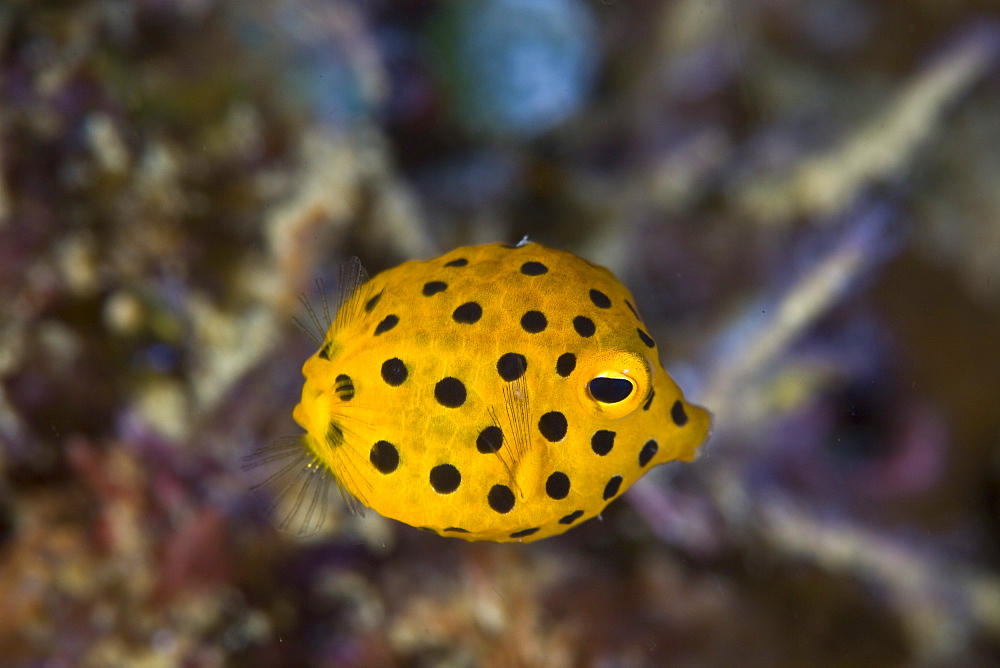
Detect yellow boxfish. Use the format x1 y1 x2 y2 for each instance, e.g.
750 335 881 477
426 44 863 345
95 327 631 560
250 241 710 542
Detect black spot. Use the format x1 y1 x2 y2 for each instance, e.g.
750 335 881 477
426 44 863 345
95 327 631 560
520 261 548 276
643 389 655 411
559 510 584 525
451 302 483 325
318 341 333 360
335 374 354 400
591 430 615 456
452 302 483 324
488 484 515 513
589 289 611 309
326 422 344 446
625 299 641 320
588 377 634 403
370 441 399 474
364 291 383 313
556 353 576 377
444 526 470 533
573 316 596 337
496 353 527 382
380 358 407 386
429 464 461 493
637 328 656 348
434 377 467 408
520 310 547 333
444 258 468 267
476 426 504 454
671 400 689 426
538 411 568 442
639 439 658 467
423 281 448 296
374 314 398 335
545 472 570 500
603 475 623 500
510 527 539 538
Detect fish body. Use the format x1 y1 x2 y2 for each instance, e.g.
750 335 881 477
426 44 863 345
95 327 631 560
290 241 710 542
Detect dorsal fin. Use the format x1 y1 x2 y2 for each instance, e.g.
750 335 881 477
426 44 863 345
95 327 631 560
333 256 370 333
292 256 370 346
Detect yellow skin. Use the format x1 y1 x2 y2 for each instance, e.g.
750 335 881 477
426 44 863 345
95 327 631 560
293 242 710 542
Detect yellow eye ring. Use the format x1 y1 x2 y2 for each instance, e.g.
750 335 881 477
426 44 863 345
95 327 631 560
576 351 651 419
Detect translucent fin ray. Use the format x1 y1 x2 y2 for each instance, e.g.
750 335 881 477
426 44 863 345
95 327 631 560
293 256 370 346
488 373 532 498
241 437 362 537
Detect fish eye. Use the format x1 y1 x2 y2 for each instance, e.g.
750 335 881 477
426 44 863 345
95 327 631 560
587 376 634 404
576 352 650 419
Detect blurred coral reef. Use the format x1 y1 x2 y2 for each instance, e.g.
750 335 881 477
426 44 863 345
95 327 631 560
1 0 999 665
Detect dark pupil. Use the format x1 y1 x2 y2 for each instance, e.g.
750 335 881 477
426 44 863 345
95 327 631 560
588 377 634 403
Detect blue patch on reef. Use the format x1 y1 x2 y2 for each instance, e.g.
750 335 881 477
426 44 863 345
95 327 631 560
431 0 598 138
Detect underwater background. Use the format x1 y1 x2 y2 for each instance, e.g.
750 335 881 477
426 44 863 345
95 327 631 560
1 0 999 664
